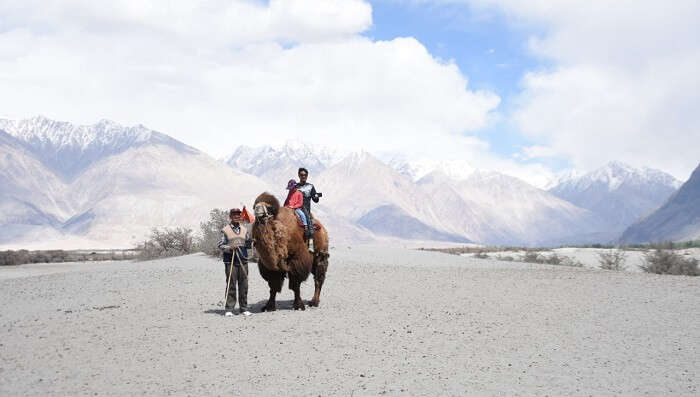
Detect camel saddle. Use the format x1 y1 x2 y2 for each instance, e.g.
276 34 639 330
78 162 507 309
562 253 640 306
294 212 321 230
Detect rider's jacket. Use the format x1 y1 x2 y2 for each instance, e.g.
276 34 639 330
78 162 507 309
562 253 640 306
295 182 319 213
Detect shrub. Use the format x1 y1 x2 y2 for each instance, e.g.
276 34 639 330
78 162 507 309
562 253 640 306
641 249 698 276
520 251 542 263
474 251 489 259
0 251 21 266
598 250 627 271
496 255 514 261
560 256 584 267
518 251 582 267
195 208 230 256
544 253 562 265
138 227 194 260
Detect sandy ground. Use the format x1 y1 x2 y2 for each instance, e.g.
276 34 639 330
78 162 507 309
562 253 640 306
1 247 699 396
462 248 700 272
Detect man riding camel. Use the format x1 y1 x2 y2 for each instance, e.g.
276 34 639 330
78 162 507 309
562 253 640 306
218 208 252 317
295 167 321 240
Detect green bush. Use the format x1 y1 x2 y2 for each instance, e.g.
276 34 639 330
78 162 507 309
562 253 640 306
641 250 698 276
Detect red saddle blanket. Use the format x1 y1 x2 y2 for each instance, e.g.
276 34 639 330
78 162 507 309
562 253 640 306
295 212 321 230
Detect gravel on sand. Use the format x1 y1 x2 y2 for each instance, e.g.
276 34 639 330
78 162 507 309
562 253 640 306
1 246 699 396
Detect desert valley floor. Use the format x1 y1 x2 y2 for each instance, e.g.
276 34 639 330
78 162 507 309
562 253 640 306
1 247 699 396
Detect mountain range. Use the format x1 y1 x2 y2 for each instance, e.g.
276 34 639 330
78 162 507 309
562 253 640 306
0 116 692 248
549 161 682 234
620 163 700 244
0 116 269 248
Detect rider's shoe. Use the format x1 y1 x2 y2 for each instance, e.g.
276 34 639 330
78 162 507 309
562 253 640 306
224 311 234 317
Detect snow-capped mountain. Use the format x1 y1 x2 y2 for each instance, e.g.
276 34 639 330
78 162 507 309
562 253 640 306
0 117 270 248
314 152 470 242
313 152 605 245
2 116 689 248
620 163 700 243
417 169 607 245
549 161 681 232
225 141 346 187
378 152 475 181
0 116 196 180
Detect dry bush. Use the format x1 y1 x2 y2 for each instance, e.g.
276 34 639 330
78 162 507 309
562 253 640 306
195 208 230 256
520 251 542 263
598 250 627 271
0 249 68 265
519 251 582 267
544 253 562 265
474 251 489 259
496 255 514 261
559 256 584 267
641 250 698 276
138 227 194 260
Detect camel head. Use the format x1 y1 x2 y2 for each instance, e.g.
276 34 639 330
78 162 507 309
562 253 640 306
253 192 280 224
254 201 273 224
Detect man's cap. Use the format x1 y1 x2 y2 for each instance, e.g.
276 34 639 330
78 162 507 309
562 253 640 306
229 208 242 217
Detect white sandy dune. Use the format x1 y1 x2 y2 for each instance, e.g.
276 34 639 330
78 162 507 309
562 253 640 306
1 247 699 395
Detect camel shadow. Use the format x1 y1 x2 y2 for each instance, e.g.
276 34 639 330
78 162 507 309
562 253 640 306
251 299 298 312
203 299 302 316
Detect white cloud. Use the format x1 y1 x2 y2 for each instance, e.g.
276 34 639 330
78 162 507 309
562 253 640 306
0 0 499 163
456 0 700 180
515 145 558 160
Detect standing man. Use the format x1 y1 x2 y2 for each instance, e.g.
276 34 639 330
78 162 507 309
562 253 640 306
295 167 321 240
218 208 252 317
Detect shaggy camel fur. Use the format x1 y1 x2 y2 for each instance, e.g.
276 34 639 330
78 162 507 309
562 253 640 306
252 192 329 311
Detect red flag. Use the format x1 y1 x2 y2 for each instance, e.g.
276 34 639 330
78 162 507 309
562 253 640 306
240 206 255 224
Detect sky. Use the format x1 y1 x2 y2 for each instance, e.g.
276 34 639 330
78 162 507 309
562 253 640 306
0 0 698 186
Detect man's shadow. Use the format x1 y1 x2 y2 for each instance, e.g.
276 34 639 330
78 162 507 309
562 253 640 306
203 299 299 316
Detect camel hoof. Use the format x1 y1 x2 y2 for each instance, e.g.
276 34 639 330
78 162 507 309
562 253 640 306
293 300 306 311
261 302 276 312
308 299 319 307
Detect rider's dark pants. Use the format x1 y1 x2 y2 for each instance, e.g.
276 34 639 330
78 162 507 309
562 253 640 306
301 207 313 238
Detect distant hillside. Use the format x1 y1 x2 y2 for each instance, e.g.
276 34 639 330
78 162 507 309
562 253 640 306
0 117 269 248
620 163 700 243
549 161 680 233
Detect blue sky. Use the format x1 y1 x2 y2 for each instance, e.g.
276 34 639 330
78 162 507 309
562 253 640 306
367 1 538 97
366 0 567 169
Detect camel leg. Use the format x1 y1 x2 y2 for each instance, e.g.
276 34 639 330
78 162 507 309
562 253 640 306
309 252 328 307
262 288 277 312
261 269 284 312
289 276 305 311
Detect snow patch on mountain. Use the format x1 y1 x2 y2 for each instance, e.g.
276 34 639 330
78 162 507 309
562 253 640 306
0 116 197 179
553 161 681 192
549 161 681 232
378 152 475 181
